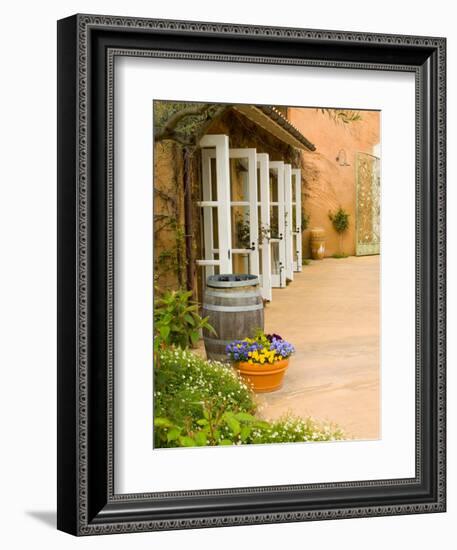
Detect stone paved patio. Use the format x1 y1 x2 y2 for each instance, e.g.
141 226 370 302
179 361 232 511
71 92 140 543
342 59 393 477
258 256 380 440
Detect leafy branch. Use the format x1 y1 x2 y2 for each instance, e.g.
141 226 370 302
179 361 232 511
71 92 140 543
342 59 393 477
318 108 362 125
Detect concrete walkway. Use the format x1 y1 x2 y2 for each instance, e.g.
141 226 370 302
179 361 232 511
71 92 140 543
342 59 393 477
259 256 380 440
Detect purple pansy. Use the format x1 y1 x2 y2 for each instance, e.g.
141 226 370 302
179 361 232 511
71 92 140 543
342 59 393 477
269 337 294 358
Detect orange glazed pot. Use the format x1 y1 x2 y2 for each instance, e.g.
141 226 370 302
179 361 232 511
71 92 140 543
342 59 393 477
235 358 289 393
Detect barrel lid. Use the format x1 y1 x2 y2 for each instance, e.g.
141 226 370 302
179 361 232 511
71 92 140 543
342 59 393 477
206 274 259 288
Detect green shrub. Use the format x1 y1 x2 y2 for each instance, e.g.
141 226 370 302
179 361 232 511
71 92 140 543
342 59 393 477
301 211 310 232
154 348 256 446
154 289 215 352
328 207 350 255
154 348 345 448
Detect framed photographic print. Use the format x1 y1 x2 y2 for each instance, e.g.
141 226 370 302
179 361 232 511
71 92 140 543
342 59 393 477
57 14 446 535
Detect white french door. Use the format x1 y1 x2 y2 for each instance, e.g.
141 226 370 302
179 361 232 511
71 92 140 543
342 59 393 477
198 135 295 299
228 148 260 278
292 168 302 272
283 163 294 282
197 136 262 285
269 161 286 288
198 135 232 278
257 153 272 301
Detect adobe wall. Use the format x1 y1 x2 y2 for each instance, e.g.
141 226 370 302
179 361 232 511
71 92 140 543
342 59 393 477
153 107 381 299
153 140 187 292
287 108 381 257
153 109 301 300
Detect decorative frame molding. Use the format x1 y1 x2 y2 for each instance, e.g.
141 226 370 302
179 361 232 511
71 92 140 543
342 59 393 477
57 14 446 536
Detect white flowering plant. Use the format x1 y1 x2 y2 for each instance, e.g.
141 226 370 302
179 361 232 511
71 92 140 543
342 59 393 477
154 348 344 448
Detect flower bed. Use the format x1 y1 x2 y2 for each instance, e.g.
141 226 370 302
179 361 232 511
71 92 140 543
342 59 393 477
154 347 344 448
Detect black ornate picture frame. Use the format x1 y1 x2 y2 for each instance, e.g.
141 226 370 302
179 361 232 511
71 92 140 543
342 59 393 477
57 14 446 535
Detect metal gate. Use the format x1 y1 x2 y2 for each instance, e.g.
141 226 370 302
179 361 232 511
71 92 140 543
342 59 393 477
355 152 380 256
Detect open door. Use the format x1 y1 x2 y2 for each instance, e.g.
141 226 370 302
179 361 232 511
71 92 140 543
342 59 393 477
198 135 232 278
269 161 286 288
257 153 272 301
292 168 302 272
283 164 294 282
198 136 262 284
228 148 260 278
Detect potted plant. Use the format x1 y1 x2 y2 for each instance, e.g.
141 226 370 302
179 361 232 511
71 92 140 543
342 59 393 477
226 332 295 392
328 206 350 257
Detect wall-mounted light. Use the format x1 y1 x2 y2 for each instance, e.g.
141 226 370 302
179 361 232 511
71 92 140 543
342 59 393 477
336 149 350 166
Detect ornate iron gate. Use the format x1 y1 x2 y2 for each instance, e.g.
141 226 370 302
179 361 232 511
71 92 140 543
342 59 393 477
355 152 380 256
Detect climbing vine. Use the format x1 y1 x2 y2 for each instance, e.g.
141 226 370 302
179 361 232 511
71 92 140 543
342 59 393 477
317 108 362 125
153 140 188 290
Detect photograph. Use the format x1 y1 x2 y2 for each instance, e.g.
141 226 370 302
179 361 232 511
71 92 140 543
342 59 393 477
153 101 381 448
53 8 445 537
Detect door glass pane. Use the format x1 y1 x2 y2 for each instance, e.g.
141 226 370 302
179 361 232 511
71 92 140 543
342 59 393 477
270 205 279 239
231 205 250 249
258 205 262 237
199 205 219 259
271 241 280 275
230 158 249 201
232 252 250 274
211 207 219 249
257 167 261 199
270 172 278 202
209 157 218 201
292 234 297 268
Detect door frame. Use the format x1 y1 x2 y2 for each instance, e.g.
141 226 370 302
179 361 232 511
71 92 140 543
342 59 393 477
292 168 302 272
283 163 294 282
257 153 272 301
228 148 260 277
269 161 286 288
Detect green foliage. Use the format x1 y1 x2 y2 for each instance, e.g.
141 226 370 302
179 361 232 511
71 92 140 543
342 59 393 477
154 290 216 352
154 348 257 447
328 207 350 234
331 253 349 259
302 259 311 266
301 211 310 232
154 348 345 448
318 108 362 125
154 221 187 288
154 101 228 146
329 207 350 255
269 217 279 239
235 213 251 249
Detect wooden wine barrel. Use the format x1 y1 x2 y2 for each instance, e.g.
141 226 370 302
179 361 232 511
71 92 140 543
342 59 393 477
310 227 326 259
202 274 264 363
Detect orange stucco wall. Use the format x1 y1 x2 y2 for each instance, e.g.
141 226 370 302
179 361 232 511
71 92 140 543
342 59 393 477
287 108 381 257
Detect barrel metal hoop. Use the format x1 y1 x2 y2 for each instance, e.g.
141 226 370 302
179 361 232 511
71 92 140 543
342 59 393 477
203 303 263 312
206 279 259 288
204 290 260 299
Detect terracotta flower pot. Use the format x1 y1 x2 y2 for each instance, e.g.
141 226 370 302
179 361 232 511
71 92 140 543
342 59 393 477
235 358 289 393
